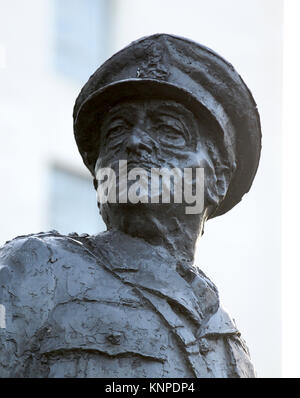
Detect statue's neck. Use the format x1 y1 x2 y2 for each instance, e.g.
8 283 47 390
103 204 206 264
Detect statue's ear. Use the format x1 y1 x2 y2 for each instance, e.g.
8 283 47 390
203 163 232 221
214 163 232 201
206 162 233 214
203 138 234 213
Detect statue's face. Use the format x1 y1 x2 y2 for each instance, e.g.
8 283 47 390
97 98 212 172
95 98 219 221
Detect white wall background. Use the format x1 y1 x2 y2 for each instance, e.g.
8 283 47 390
282 0 300 378
0 0 282 377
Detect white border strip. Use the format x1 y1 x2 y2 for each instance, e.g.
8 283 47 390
282 0 300 378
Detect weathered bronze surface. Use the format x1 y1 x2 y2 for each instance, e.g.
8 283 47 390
0 34 261 378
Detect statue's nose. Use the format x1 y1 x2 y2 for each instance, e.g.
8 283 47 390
125 129 153 155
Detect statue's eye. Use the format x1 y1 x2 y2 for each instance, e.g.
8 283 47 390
108 125 123 136
105 123 128 146
158 125 186 147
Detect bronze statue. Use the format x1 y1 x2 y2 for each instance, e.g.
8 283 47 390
0 34 261 377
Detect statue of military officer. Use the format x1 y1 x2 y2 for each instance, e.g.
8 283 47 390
0 34 261 378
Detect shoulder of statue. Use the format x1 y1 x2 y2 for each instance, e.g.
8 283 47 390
0 230 98 270
196 305 256 377
0 231 57 269
0 231 125 304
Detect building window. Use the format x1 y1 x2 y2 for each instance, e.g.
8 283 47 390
53 0 110 82
48 165 106 236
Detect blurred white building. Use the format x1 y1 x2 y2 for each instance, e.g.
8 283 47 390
0 0 282 377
